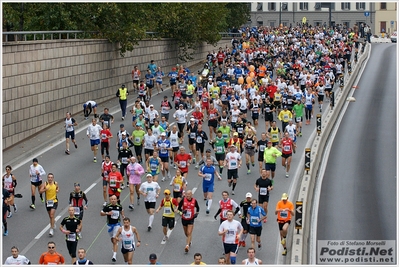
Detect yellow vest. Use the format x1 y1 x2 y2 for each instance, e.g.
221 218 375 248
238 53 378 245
119 88 128 100
270 127 280 142
162 198 175 218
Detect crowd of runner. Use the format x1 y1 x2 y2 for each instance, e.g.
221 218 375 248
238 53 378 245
3 23 358 264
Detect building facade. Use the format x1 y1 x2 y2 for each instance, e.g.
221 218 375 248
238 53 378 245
249 2 386 33
374 2 397 34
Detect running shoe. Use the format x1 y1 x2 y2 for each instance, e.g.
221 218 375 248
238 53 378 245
13 204 17 213
205 200 208 206
247 169 251 174
49 228 54 236
3 230 8 236
129 204 134 210
192 158 196 164
185 245 190 253
161 177 166 182
195 165 199 169
75 143 78 149
120 184 125 190
78 233 82 239
286 173 289 178
168 173 171 179
7 212 12 218
41 197 44 203
137 198 140 205
93 158 97 163
231 190 235 195
238 241 242 247
122 117 125 121
148 226 152 232
65 150 70 155
103 202 107 206
282 248 287 256
206 209 210 215
112 257 116 262
162 235 168 242
281 238 286 245
228 182 232 187
258 243 262 250
169 180 173 186
30 204 36 209
173 164 177 169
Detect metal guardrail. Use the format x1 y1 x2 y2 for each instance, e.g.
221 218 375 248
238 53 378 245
3 31 242 42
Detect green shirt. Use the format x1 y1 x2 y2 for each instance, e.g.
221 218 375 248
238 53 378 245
132 130 146 146
263 147 282 164
218 126 231 142
292 103 304 118
214 137 225 154
187 84 195 95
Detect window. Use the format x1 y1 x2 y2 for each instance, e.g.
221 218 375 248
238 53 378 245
268 2 276 11
343 21 350 28
380 21 386 32
256 2 263 11
341 2 351 10
380 3 387 10
314 3 321 10
282 2 288 11
299 2 308 10
257 20 264 26
315 21 322 27
269 21 275 27
356 2 365 10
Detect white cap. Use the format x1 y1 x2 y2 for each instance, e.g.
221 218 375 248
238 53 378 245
190 118 195 121
161 132 166 136
246 192 252 198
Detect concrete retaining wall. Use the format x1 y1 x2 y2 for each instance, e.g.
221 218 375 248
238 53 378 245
2 38 230 149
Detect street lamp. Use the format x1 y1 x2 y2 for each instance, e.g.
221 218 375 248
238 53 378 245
279 2 282 25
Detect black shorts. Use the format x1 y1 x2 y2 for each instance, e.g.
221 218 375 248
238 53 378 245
146 84 154 89
66 240 78 258
133 80 139 85
278 220 291 231
282 153 292 159
178 123 185 133
65 131 75 140
295 117 303 123
240 109 247 114
265 163 276 172
189 138 196 145
318 95 324 102
215 153 226 161
265 113 274 122
46 202 58 211
121 246 135 254
145 201 156 209
249 226 262 236
170 81 177 86
227 169 238 180
274 101 281 108
145 149 154 156
258 195 269 204
241 218 249 232
103 179 108 186
252 114 259 120
325 88 332 93
173 191 182 199
223 243 238 255
160 156 169 163
258 152 264 162
162 216 175 229
172 146 179 152
208 120 218 128
182 218 195 226
134 145 143 156
196 143 204 153
272 142 279 147
31 180 43 187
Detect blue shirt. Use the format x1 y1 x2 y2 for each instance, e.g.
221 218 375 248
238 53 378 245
188 75 197 86
247 206 266 227
148 63 157 75
168 72 178 83
157 140 171 157
155 71 164 82
145 73 154 86
200 165 216 184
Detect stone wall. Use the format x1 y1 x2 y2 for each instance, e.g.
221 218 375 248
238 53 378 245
2 38 231 149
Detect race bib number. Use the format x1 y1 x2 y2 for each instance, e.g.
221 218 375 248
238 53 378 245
67 233 76 242
73 207 80 215
91 134 96 139
162 106 168 113
180 161 187 168
174 184 181 191
183 210 192 219
164 207 172 215
280 211 288 219
210 114 215 119
260 188 267 195
272 134 278 140
204 173 212 181
111 210 120 219
124 240 133 249
122 157 128 164
196 136 203 143
216 146 223 153
246 140 252 146
46 200 54 208
222 134 228 139
135 137 141 143
296 117 301 122
284 145 291 152
259 145 266 151
283 114 289 120
109 178 116 187
230 161 237 168
237 127 243 133
227 230 235 235
265 107 270 112
190 133 196 139
102 133 107 140
251 216 259 225
150 164 158 171
161 148 167 154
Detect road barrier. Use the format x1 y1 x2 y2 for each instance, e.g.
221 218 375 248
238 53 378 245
290 42 371 264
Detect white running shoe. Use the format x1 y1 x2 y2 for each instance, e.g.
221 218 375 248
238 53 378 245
161 177 166 182
49 228 54 236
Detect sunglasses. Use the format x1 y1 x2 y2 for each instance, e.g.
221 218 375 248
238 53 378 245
165 193 170 195
48 246 55 249
5 168 11 170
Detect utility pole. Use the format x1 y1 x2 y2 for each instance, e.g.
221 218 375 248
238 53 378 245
279 2 282 25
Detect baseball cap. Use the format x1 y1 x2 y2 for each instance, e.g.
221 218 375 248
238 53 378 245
150 104 154 108
121 131 127 135
206 149 211 153
74 182 80 187
164 95 168 98
32 158 38 163
190 118 195 122
120 124 125 128
149 254 157 260
267 140 272 144
179 103 184 107
246 192 252 198
233 132 239 136
164 189 171 195
146 174 153 178
161 132 166 136
281 193 288 200
284 105 287 109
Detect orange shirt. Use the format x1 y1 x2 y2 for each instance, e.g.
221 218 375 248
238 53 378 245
39 252 65 265
275 200 294 222
258 65 266 77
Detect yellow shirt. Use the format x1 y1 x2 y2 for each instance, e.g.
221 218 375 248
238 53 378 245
190 262 206 265
278 110 292 122
45 181 58 203
162 198 176 218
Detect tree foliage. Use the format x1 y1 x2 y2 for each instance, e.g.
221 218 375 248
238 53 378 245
3 3 249 59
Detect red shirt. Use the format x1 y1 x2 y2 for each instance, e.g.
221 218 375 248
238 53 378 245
108 171 123 196
281 138 293 154
192 111 204 124
100 129 112 143
217 52 225 62
267 85 278 99
208 109 218 121
202 92 210 103
102 161 113 181
219 198 233 221
175 153 192 173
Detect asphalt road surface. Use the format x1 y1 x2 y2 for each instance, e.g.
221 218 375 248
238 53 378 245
3 80 332 265
316 44 397 261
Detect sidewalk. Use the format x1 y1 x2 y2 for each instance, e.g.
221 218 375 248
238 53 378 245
2 61 205 168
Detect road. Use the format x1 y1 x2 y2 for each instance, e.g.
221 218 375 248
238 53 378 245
316 43 397 260
2 78 332 265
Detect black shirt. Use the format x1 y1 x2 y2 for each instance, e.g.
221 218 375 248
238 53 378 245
103 204 123 225
255 177 273 197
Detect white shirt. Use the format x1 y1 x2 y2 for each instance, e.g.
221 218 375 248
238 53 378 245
174 109 187 124
147 110 159 123
4 255 30 265
144 134 157 150
218 219 243 244
65 117 75 132
86 124 102 140
29 164 46 182
139 181 161 202
225 152 241 169
230 109 241 123
169 131 180 147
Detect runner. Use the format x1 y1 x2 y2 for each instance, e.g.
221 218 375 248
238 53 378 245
187 118 198 160
83 100 98 119
218 121 232 150
101 156 113 206
246 199 267 250
316 80 325 112
107 164 124 204
29 158 46 210
256 133 268 174
171 169 187 204
73 248 94 265
115 217 141 265
174 104 188 136
39 173 59 236
101 194 125 262
64 112 78 155
284 119 297 154
99 108 114 129
4 246 31 265
267 121 282 147
131 124 146 164
178 190 200 253
86 118 102 163
2 187 10 235
263 98 275 131
249 98 261 126
39 242 65 264
199 159 222 214
224 145 242 195
100 123 113 161
218 210 243 265
126 157 145 210
143 128 157 162
194 124 208 168
196 148 218 169
117 141 133 189
151 120 164 139
116 84 129 120
228 132 243 154
168 125 182 168
278 106 292 134
174 146 192 179
214 191 241 224
69 182 88 239
160 95 173 121
139 174 161 232
131 66 141 92
304 88 315 125
3 165 17 217
208 103 219 140
155 189 179 242
281 131 294 178
238 192 252 247
254 169 273 216
210 130 227 175
59 206 82 264
292 100 305 137
156 132 172 182
243 128 257 175
263 141 282 180
275 193 294 256
155 67 165 94
241 248 262 265
191 252 207 265
147 151 162 183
